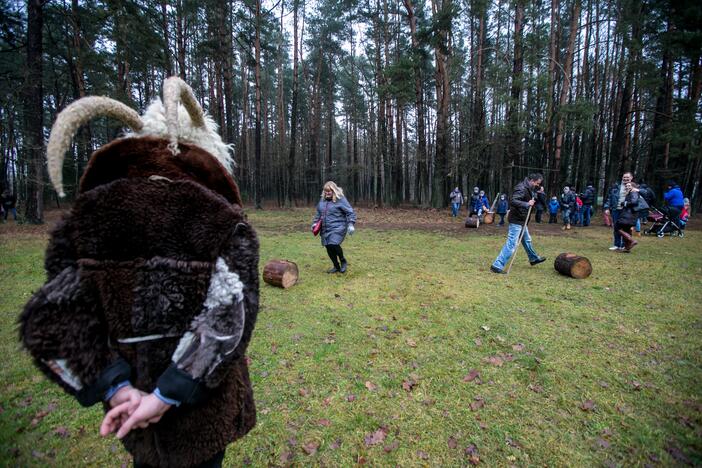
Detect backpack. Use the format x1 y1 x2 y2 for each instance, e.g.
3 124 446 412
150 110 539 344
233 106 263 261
20 78 259 466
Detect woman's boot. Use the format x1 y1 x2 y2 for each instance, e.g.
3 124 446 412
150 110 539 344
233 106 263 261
618 229 638 252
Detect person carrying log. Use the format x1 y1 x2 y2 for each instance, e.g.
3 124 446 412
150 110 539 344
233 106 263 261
490 173 546 274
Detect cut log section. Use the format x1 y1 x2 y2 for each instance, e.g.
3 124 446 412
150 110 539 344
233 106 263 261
483 212 494 224
554 253 592 279
465 216 480 228
263 259 299 288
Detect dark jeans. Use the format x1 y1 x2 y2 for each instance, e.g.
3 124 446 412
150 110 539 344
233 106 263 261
582 205 592 226
549 213 557 224
135 450 225 468
3 207 17 220
535 209 544 223
665 206 683 225
326 244 346 269
498 213 506 225
612 209 623 247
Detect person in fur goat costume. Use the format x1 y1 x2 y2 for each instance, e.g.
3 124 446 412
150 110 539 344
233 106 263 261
20 78 258 467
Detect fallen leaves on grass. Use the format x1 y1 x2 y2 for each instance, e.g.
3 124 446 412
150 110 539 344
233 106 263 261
470 396 485 411
406 339 417 348
402 377 418 392
302 441 320 455
464 444 480 465
54 426 70 438
346 394 356 402
580 400 596 412
365 381 378 392
474 338 482 347
485 356 504 367
512 343 525 352
329 439 342 450
416 450 429 460
448 436 458 449
317 419 331 427
528 383 544 393
383 440 399 453
463 369 481 383
665 441 691 464
364 427 388 446
595 438 610 449
279 451 294 464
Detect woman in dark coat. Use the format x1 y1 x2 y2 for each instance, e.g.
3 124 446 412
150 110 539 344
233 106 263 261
312 181 357 273
616 182 640 252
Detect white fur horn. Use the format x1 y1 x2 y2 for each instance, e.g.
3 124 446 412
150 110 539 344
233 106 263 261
163 76 206 155
47 96 143 197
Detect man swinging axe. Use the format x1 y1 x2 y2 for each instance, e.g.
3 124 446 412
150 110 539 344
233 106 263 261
490 173 547 274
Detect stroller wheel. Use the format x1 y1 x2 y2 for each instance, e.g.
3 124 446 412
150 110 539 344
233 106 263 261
678 231 685 238
657 232 664 238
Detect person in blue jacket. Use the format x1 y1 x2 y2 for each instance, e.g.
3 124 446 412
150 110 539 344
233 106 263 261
496 194 509 225
548 196 559 223
663 180 685 223
312 181 357 273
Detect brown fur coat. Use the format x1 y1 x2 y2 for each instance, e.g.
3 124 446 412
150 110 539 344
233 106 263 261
20 137 258 466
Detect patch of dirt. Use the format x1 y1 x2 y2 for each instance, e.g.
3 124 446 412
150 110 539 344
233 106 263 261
2 206 698 241
0 210 66 241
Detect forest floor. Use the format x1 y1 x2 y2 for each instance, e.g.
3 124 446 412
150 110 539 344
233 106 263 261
1 207 701 466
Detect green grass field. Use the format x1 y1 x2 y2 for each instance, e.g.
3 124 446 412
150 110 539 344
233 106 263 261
1 208 701 466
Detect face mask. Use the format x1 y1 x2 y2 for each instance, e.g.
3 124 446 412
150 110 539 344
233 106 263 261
564 188 570 193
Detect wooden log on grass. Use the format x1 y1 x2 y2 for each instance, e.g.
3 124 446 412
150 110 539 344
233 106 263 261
263 259 299 288
483 212 495 224
465 216 480 228
554 253 592 279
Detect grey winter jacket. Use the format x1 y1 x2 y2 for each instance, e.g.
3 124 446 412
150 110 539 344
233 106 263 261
312 197 357 246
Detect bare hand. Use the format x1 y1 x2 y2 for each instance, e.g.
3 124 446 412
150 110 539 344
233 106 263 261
101 393 171 439
99 386 144 437
528 199 536 206
605 209 610 215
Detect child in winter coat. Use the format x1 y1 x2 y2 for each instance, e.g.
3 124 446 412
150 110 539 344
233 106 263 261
548 196 559 224
496 194 509 226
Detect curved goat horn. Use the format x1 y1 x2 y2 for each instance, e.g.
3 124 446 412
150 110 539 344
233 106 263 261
47 96 143 197
163 76 206 155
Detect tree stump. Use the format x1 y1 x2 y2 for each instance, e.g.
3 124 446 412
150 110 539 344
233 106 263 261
554 253 592 279
465 216 480 228
263 260 299 288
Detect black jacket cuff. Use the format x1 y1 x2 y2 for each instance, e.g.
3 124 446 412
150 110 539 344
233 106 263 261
156 365 207 405
75 358 132 407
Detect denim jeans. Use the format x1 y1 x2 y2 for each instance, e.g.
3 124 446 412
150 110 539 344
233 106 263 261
492 223 540 270
582 205 592 226
562 208 571 225
451 203 460 217
612 209 623 247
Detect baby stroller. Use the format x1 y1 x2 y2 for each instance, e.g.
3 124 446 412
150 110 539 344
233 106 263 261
644 206 684 238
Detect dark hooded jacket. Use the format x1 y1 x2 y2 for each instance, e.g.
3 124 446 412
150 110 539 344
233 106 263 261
508 178 536 224
20 137 258 467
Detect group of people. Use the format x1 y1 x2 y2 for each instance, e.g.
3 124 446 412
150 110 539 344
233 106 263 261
449 186 491 219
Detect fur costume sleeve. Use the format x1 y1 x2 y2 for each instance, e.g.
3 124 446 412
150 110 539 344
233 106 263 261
157 223 259 405
20 220 131 407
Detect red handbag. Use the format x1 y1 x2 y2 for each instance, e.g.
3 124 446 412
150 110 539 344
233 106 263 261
312 218 322 236
312 202 328 236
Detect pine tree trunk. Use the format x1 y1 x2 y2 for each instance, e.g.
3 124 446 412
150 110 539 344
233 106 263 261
24 0 44 223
